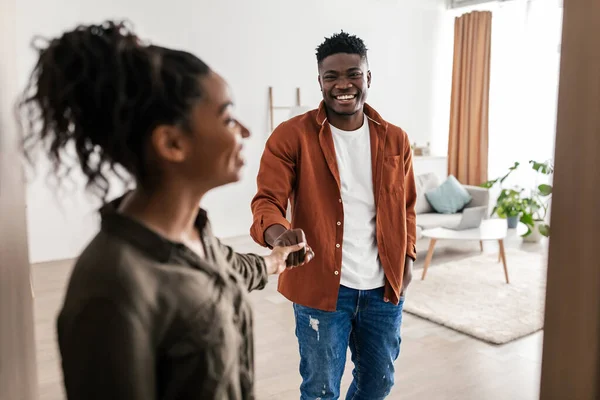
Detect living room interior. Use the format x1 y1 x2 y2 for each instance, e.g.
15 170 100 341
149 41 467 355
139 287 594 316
1 0 566 399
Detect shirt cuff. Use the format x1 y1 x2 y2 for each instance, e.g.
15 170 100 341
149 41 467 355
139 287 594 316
252 214 291 247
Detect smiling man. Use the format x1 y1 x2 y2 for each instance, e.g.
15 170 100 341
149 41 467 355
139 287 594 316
250 31 417 400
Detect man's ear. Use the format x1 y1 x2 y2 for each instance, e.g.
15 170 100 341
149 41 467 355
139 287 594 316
150 125 187 163
367 70 372 88
318 75 323 91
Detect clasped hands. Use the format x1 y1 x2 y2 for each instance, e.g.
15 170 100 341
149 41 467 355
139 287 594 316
264 229 315 275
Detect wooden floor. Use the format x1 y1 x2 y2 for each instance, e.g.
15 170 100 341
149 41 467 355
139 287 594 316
32 235 546 400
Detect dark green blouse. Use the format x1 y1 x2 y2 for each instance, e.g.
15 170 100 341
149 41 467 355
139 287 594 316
57 197 268 400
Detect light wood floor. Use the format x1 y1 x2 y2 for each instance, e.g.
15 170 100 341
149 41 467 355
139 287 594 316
32 235 546 400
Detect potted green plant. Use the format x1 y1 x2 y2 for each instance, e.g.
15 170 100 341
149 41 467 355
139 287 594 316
494 188 525 228
481 160 553 239
481 162 523 228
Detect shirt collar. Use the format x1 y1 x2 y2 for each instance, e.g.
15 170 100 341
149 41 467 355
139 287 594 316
99 194 209 263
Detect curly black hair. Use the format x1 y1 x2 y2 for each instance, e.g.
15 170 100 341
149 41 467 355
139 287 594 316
315 31 368 64
19 20 210 201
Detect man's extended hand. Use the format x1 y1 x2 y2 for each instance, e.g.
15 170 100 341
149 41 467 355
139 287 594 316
401 255 414 296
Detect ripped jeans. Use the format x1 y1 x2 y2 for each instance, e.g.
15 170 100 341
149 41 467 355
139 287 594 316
293 285 405 400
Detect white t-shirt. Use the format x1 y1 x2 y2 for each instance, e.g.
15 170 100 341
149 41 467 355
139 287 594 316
330 114 384 290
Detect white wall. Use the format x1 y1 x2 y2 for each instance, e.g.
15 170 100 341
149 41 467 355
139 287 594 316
17 0 447 263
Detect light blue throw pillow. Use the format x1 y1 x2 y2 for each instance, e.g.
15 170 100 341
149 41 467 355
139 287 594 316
425 175 472 214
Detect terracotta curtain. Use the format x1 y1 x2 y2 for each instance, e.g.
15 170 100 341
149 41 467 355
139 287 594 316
448 11 492 185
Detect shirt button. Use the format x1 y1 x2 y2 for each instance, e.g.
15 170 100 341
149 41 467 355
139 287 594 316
383 297 390 303
337 221 341 226
336 244 340 248
339 199 342 203
334 271 339 275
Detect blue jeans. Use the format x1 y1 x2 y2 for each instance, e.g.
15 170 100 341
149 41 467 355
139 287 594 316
293 286 405 400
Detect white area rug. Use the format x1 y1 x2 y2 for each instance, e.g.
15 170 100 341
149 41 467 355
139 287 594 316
404 249 547 345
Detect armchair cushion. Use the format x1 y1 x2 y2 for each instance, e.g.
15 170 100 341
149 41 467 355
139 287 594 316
425 175 472 214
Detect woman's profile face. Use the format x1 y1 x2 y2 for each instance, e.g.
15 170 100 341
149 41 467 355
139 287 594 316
189 72 250 187
151 71 250 191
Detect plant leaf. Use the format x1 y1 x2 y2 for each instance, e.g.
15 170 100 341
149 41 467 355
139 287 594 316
530 160 553 174
491 205 498 217
538 184 552 196
539 224 550 237
520 213 534 227
497 191 508 201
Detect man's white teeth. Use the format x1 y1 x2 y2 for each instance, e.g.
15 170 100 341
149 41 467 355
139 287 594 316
336 95 355 100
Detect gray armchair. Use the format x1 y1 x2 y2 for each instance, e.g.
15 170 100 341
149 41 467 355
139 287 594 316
414 174 490 238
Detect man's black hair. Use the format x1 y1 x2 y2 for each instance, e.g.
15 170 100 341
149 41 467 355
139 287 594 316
316 31 368 64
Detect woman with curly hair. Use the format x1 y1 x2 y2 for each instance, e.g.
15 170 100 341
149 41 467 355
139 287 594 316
20 21 313 400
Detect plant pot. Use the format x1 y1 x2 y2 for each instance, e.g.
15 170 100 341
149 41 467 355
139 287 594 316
523 220 545 243
507 215 519 229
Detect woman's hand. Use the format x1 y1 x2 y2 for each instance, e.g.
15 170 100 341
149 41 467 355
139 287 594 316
264 242 315 275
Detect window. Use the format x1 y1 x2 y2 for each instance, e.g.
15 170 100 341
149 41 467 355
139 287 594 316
487 0 563 187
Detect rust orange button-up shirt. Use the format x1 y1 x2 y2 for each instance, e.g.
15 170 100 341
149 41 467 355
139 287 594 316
250 102 417 311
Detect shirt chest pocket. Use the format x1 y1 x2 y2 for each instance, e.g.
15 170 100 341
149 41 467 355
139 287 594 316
382 155 405 193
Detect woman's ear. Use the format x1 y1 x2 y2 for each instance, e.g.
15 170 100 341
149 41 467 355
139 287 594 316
150 125 189 163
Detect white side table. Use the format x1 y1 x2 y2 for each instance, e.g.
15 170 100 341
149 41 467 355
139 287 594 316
420 219 527 284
